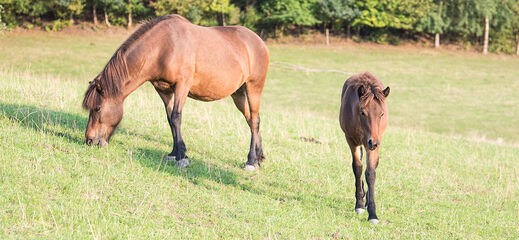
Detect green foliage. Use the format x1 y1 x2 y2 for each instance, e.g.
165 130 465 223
151 0 238 26
0 0 518 54
44 18 72 31
317 0 359 29
415 0 446 34
0 5 7 32
352 0 420 29
260 0 319 30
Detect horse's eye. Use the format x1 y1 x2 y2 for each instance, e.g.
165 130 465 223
381 112 384 117
94 106 101 112
360 111 365 116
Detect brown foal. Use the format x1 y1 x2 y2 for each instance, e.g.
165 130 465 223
339 72 390 224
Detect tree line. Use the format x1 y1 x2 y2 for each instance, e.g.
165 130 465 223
1 0 518 54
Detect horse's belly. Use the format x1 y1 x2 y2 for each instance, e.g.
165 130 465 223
188 75 244 101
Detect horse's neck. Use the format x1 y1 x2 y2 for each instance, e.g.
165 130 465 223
120 51 149 99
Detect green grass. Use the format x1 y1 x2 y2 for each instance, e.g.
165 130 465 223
0 32 518 239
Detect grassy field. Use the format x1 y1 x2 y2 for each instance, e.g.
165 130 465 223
0 32 518 239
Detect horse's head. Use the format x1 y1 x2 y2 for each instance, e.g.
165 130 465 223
357 85 390 151
82 79 123 147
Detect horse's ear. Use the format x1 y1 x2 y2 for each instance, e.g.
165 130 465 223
383 86 390 98
358 85 366 98
95 81 103 95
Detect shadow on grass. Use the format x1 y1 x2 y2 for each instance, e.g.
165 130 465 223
0 102 251 192
136 146 248 190
0 102 86 144
0 102 347 211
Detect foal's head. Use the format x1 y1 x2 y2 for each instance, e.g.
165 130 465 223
357 85 390 150
82 77 123 147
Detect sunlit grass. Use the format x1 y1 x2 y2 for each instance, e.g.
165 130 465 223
0 32 518 238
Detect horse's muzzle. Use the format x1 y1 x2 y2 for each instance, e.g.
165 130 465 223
85 137 108 147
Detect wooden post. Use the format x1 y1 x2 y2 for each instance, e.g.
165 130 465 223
326 28 330 45
104 7 111 27
93 1 98 25
128 0 132 28
435 33 440 48
483 16 489 54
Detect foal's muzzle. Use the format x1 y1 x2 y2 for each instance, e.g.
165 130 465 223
368 139 379 150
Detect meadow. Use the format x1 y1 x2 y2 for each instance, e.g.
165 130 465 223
0 31 518 239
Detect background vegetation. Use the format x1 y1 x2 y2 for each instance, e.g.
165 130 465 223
1 31 518 238
1 0 519 54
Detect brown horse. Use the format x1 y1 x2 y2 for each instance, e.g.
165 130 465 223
82 15 269 170
339 72 390 224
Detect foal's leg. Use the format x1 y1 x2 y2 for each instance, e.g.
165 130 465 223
154 87 177 160
365 148 380 224
170 81 190 168
242 80 265 170
348 142 365 214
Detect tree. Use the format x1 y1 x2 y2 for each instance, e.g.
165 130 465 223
317 0 359 38
99 0 123 26
260 0 319 37
416 0 447 48
352 0 421 30
56 0 85 24
151 0 237 26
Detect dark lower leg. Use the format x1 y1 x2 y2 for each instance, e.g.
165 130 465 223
171 112 187 160
365 167 377 220
246 115 261 166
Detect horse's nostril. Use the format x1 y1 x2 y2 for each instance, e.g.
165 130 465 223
86 138 93 145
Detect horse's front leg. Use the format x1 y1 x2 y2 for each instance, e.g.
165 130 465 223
365 148 380 224
348 143 365 214
153 86 178 161
171 82 190 168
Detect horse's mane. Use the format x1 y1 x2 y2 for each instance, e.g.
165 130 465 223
349 72 386 107
83 15 186 110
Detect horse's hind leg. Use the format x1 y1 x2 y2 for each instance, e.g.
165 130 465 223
231 84 261 170
238 80 265 170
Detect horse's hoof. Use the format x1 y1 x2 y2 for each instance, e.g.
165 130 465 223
176 158 189 168
355 208 365 214
165 155 176 161
368 219 379 225
244 164 257 171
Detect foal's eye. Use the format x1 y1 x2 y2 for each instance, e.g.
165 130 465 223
94 106 101 112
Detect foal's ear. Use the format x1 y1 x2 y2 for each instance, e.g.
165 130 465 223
358 85 366 98
95 81 103 95
383 86 390 98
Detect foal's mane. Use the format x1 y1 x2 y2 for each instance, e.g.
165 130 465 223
83 15 185 110
351 72 386 107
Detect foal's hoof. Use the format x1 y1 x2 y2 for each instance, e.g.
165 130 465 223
368 219 379 225
244 164 257 171
176 158 189 168
355 208 365 214
165 155 176 161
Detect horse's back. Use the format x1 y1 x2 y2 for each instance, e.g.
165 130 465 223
152 16 268 100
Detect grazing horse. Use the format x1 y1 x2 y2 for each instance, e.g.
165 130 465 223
82 15 269 170
339 72 390 224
